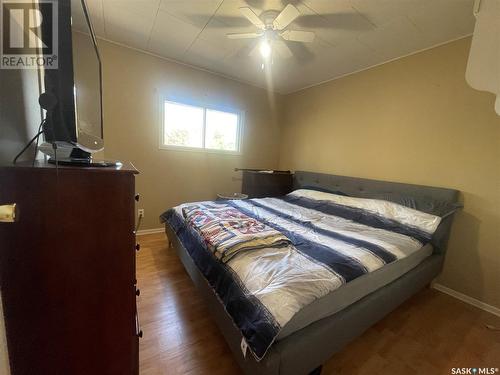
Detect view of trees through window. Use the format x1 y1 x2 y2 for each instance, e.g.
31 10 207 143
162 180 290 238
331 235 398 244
163 101 240 152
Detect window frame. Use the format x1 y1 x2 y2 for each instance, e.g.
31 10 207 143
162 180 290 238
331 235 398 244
159 97 244 155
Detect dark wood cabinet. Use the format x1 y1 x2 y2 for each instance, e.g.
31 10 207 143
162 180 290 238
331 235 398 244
0 162 139 375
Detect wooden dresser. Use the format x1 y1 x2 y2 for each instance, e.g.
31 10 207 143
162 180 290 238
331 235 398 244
0 162 140 375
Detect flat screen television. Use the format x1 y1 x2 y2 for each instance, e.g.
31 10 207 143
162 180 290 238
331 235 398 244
39 0 117 166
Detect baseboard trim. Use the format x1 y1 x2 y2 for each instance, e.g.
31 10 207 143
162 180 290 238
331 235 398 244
136 227 165 236
432 283 500 317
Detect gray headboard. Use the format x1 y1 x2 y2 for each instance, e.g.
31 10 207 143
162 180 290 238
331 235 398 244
293 171 461 254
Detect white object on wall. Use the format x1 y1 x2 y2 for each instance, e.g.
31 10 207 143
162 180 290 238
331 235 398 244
466 0 500 115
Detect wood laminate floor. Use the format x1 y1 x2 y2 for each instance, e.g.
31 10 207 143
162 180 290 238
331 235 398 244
137 232 500 375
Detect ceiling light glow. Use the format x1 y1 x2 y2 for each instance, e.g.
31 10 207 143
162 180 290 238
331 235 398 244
259 39 272 59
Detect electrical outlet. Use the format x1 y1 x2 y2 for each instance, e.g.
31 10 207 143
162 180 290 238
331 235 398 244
138 209 145 218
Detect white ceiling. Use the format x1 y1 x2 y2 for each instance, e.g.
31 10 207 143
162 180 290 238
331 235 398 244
72 0 476 94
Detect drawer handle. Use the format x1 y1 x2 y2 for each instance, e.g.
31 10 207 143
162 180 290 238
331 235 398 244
135 216 142 234
135 244 140 252
135 194 140 202
135 288 140 296
135 312 143 339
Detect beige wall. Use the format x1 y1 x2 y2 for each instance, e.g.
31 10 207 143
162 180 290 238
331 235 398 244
97 40 283 229
279 37 500 309
97 37 499 309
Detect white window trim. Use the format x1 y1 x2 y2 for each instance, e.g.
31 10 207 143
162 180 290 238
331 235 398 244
159 96 244 156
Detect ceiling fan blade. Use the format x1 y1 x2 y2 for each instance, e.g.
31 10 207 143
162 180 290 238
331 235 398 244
239 7 265 29
273 40 293 59
226 32 262 39
294 13 374 31
280 30 315 43
272 4 300 30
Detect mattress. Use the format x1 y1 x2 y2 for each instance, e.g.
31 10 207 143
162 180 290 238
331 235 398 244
161 190 443 360
277 243 433 339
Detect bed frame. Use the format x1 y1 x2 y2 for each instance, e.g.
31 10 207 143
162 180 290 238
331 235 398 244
164 171 460 375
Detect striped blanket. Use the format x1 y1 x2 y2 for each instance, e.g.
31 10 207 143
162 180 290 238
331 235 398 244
161 189 442 361
182 203 290 263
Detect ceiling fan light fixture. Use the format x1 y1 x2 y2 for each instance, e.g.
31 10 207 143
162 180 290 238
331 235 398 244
259 39 272 59
226 4 316 68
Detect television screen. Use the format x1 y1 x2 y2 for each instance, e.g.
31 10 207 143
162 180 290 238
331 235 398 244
71 0 103 149
40 0 103 154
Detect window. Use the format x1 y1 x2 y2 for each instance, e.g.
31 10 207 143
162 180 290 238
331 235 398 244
161 100 242 153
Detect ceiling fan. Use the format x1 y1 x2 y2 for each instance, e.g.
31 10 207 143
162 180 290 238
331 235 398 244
225 4 315 63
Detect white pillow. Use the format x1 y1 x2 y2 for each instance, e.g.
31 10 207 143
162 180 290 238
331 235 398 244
289 189 441 234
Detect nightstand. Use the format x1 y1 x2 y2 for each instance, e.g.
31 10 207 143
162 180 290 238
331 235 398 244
239 169 293 198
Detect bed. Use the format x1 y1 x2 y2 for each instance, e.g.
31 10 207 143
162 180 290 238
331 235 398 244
160 171 461 375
